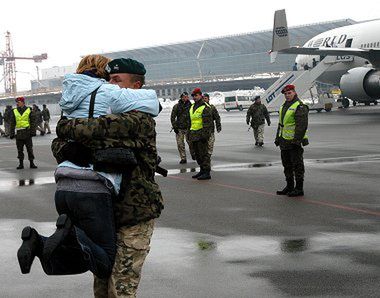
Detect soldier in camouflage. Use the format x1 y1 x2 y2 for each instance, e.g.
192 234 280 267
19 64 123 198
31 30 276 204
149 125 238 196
246 96 271 147
203 93 221 156
275 84 309 197
189 88 214 180
170 91 194 164
52 59 164 297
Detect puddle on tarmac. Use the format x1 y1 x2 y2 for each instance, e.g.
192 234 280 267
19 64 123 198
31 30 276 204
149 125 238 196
2 220 379 297
165 154 380 175
280 239 308 253
0 177 55 188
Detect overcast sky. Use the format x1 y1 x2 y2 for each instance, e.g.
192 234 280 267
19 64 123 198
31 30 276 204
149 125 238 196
1 0 379 91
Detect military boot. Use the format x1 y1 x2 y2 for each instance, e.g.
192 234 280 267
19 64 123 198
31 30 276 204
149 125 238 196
192 171 203 179
197 171 211 180
288 180 304 197
17 160 24 170
17 226 43 274
276 178 294 195
30 160 38 169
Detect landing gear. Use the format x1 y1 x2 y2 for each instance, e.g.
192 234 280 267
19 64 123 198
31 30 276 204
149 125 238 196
238 105 243 111
374 101 378 105
365 101 370 106
342 97 350 108
352 101 357 106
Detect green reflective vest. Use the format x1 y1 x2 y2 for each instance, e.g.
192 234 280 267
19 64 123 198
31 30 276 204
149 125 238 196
190 103 209 131
278 101 308 140
13 108 31 129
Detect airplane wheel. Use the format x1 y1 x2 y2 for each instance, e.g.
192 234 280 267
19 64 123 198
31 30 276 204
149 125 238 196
365 102 370 106
353 101 357 106
238 106 243 111
342 98 350 108
316 109 323 113
325 108 331 112
374 101 378 105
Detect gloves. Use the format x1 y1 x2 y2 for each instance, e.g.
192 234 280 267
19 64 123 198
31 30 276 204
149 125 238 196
274 139 279 147
174 128 179 134
217 128 221 133
267 122 271 126
246 122 249 126
61 142 92 167
10 135 14 139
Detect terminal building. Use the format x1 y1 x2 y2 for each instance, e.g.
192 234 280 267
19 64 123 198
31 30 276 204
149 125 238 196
27 19 355 101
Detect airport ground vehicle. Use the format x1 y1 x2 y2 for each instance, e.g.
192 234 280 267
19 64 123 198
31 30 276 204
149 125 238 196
223 92 255 111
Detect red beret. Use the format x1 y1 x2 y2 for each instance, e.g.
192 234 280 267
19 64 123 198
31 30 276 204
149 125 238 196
191 88 202 96
281 84 296 94
15 97 25 103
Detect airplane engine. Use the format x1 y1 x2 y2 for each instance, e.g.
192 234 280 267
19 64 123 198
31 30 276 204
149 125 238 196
340 67 380 100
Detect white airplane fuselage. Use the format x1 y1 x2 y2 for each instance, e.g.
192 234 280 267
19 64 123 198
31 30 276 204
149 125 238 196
295 20 380 85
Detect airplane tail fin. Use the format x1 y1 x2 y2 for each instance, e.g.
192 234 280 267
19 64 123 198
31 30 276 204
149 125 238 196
271 9 290 63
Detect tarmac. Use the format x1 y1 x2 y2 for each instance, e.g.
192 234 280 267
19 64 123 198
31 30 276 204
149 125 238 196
0 105 379 297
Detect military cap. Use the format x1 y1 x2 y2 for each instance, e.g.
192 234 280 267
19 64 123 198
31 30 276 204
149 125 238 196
15 97 25 103
281 84 296 94
180 91 189 98
191 88 202 96
106 58 146 75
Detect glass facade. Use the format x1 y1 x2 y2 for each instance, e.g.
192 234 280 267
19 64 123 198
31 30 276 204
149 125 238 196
103 19 356 83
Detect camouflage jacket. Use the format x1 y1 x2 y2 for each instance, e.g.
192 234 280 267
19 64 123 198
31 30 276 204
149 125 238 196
188 100 214 141
210 104 222 133
52 111 164 228
170 99 191 130
9 106 37 140
42 108 50 121
246 103 270 128
275 98 309 149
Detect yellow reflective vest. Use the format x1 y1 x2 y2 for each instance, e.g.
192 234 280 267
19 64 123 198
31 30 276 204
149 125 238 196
190 103 210 131
13 108 31 129
278 101 308 140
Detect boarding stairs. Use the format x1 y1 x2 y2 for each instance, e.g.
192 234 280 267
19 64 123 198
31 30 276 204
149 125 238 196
263 56 338 112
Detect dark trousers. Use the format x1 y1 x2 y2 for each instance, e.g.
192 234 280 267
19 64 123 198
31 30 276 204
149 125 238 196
192 138 211 172
281 145 305 180
40 190 116 279
16 137 35 161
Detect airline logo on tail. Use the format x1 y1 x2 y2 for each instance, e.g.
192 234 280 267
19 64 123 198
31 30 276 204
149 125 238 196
275 27 288 37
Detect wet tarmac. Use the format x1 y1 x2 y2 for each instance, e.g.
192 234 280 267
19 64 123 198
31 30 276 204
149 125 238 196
0 106 380 297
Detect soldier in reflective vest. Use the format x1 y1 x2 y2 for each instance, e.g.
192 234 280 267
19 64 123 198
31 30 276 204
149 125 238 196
9 97 38 169
189 88 214 180
275 85 309 197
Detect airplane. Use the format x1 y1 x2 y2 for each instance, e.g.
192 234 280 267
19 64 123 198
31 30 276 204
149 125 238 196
271 9 380 108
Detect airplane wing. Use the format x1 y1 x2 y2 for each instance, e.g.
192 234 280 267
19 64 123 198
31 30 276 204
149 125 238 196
280 47 380 67
270 9 380 67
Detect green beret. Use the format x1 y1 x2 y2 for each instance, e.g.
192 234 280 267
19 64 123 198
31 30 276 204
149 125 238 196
106 58 146 75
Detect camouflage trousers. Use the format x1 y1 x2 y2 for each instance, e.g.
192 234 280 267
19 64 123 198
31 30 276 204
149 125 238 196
93 220 155 298
176 129 194 160
44 120 51 133
253 124 265 143
192 138 211 172
280 145 305 180
4 122 10 136
207 132 215 156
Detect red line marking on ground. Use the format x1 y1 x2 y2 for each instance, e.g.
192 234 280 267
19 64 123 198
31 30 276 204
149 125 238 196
167 175 380 217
